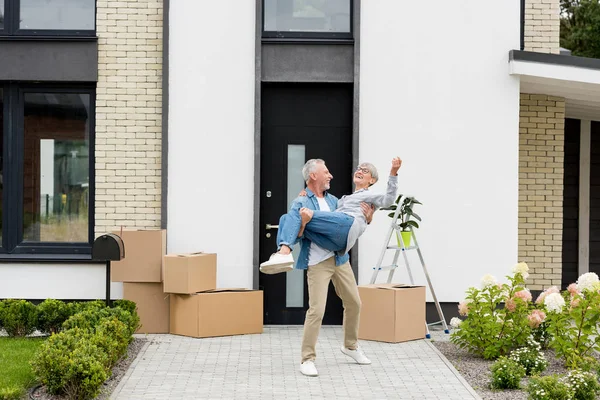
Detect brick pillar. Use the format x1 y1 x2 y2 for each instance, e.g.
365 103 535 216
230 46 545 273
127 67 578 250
95 0 163 235
523 0 561 54
519 94 565 290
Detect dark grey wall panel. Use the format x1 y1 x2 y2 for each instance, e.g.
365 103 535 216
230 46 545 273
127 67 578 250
0 41 98 82
262 43 353 82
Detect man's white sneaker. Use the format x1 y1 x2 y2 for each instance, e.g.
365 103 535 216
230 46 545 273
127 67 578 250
300 360 318 377
341 345 372 365
259 253 294 274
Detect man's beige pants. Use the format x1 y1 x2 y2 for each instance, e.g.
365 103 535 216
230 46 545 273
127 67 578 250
301 257 361 363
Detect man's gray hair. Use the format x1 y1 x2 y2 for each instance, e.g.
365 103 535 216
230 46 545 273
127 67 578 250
302 159 325 183
359 162 379 182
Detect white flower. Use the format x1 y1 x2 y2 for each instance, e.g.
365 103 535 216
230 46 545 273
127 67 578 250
480 274 498 288
449 317 462 329
544 292 565 313
512 262 529 279
576 272 600 292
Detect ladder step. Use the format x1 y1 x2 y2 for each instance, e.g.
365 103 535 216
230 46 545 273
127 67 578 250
371 265 397 271
387 245 418 251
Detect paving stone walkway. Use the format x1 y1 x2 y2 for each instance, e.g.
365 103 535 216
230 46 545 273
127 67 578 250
110 326 480 400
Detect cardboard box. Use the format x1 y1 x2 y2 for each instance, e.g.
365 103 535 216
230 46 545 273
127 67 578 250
358 284 426 343
110 229 166 283
123 282 170 334
170 289 263 338
163 253 217 294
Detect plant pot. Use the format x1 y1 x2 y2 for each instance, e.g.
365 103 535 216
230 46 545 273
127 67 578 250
396 231 412 248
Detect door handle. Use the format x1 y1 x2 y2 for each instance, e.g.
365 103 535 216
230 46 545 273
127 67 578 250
265 224 279 230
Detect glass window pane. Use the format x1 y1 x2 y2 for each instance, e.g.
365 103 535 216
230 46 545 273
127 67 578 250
0 1 4 30
23 93 90 243
264 0 350 33
286 145 305 307
20 0 95 30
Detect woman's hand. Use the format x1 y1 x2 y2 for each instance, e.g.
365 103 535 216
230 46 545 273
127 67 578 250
298 189 307 197
361 202 375 224
390 157 402 176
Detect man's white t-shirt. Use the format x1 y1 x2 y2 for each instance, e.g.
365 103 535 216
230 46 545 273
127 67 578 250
308 197 335 266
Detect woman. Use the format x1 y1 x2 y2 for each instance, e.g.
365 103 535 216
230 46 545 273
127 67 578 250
260 157 401 274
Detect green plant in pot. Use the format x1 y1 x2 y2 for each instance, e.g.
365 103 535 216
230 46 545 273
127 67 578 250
383 194 422 247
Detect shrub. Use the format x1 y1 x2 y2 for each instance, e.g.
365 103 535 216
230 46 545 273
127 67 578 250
526 375 572 400
0 299 38 337
90 318 130 368
490 356 526 389
566 370 600 400
450 264 532 359
37 299 70 335
509 339 548 376
31 328 109 400
0 386 24 400
63 306 139 337
113 299 137 317
542 274 600 368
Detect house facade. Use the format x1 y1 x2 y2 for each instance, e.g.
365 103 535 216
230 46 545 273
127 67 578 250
1 0 599 324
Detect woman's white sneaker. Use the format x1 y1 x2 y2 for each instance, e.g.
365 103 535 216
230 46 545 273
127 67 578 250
300 360 318 377
259 253 294 274
341 345 371 365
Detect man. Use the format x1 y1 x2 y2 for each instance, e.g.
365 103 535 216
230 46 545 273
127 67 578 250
274 159 374 377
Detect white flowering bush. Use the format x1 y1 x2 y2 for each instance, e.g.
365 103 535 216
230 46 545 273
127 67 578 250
566 370 600 400
449 317 462 329
490 356 526 389
450 263 531 359
542 274 600 368
526 375 572 400
509 338 548 376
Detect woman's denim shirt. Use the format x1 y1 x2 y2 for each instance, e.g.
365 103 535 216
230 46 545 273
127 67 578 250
279 188 350 270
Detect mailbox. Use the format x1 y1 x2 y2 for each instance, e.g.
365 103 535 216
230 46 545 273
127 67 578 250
93 233 126 306
93 233 125 261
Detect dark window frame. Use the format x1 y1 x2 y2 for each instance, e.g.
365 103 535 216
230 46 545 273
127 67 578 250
0 0 96 37
262 0 353 40
0 83 95 257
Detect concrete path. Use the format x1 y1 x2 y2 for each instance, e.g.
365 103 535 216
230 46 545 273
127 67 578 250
110 326 480 400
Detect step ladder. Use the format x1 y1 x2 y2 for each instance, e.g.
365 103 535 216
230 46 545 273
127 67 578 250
370 195 449 338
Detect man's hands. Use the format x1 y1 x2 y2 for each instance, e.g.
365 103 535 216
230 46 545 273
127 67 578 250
361 202 375 224
390 157 402 176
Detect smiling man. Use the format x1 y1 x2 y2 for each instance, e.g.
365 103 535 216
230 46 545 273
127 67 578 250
260 158 401 377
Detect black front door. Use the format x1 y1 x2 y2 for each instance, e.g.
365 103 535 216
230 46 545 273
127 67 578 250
259 82 353 325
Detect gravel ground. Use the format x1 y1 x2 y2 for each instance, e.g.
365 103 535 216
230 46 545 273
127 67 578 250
432 341 592 400
30 337 147 400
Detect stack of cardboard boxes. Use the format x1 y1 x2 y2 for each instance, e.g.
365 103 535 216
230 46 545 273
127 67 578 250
111 230 263 338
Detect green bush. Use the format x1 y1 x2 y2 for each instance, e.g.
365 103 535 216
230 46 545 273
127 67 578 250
31 328 109 400
37 299 70 335
90 318 130 368
0 300 5 332
509 341 548 376
0 300 38 337
566 370 600 400
526 375 572 400
0 385 24 400
490 356 526 389
113 299 137 317
63 306 139 338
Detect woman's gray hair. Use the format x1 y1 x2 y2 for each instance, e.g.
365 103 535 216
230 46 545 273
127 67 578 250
302 159 325 183
359 162 379 183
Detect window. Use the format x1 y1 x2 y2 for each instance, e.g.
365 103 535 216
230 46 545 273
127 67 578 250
263 0 352 39
1 84 94 256
1 0 95 36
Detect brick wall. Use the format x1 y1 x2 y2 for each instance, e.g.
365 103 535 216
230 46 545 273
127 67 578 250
95 0 163 235
519 94 565 290
523 0 560 54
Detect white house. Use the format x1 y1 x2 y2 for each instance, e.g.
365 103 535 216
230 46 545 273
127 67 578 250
2 0 600 325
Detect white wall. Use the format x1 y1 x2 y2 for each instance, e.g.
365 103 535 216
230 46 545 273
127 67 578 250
168 1 256 288
359 0 521 301
0 264 123 299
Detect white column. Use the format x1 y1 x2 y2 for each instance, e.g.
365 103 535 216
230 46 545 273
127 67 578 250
579 120 591 276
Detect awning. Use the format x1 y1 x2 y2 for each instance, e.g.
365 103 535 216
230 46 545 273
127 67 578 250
509 50 600 120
